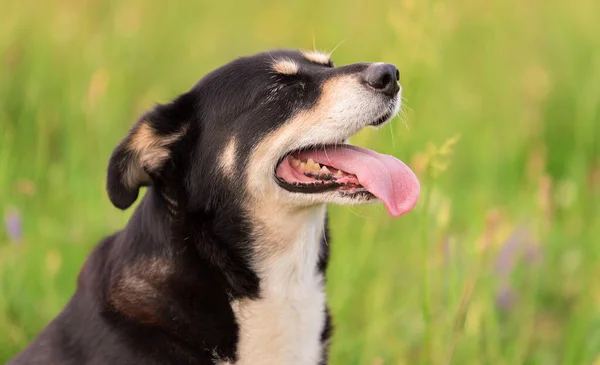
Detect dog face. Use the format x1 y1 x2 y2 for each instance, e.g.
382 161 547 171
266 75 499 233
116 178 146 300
107 50 419 217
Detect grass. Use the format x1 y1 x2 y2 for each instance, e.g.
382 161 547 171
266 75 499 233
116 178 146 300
1 0 599 363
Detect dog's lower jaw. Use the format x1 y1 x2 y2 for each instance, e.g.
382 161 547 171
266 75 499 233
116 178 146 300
224 203 329 365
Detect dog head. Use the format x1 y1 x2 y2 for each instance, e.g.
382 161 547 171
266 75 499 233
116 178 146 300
106 50 419 217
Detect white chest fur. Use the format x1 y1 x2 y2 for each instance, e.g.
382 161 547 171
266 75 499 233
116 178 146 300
221 206 327 365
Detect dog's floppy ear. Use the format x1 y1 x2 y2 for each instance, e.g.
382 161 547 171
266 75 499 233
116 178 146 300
106 93 194 210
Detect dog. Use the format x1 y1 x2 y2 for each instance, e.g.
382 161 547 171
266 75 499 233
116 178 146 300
9 49 420 365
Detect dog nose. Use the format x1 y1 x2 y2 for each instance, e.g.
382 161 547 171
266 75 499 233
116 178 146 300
364 63 400 96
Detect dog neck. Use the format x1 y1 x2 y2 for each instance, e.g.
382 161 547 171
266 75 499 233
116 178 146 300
226 202 328 365
251 202 327 286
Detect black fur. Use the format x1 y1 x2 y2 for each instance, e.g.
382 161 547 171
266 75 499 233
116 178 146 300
9 50 387 364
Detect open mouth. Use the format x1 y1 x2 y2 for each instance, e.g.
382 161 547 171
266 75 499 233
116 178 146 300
275 146 374 196
275 142 420 217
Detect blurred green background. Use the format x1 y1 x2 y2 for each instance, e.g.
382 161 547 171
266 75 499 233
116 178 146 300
1 0 599 364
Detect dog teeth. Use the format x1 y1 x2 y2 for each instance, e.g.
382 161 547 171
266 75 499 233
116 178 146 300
293 156 336 179
305 158 321 171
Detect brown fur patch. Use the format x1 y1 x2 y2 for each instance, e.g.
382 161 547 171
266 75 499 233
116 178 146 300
272 58 299 75
129 123 186 169
301 50 331 65
123 122 188 188
109 258 173 325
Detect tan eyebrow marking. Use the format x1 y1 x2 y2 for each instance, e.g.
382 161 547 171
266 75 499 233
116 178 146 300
272 58 299 75
301 50 331 65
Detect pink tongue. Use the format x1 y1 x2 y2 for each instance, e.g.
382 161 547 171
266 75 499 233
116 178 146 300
297 146 420 217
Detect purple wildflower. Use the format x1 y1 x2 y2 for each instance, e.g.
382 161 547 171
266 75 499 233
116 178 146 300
494 225 542 311
494 225 541 278
496 285 517 312
4 208 22 243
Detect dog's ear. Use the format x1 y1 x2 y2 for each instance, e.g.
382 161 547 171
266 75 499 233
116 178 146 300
107 93 194 210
